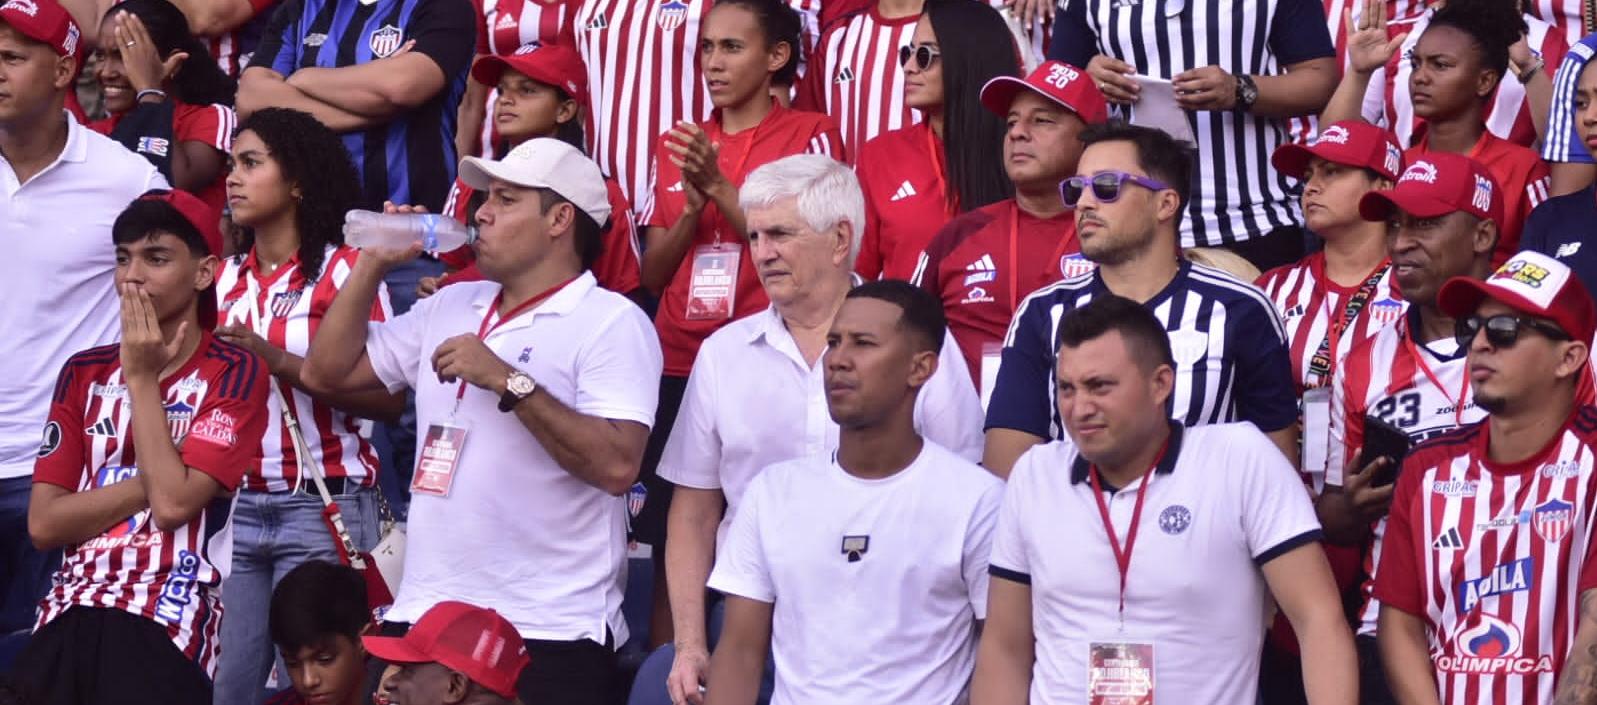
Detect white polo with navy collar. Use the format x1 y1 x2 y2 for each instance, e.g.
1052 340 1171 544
989 422 1322 705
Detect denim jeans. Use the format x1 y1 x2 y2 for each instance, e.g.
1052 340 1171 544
213 488 379 705
0 475 61 674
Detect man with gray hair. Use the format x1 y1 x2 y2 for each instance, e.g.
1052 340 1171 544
655 153 984 705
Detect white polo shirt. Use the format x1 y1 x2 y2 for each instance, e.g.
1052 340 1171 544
989 422 1322 705
707 441 1002 705
658 304 984 549
366 272 661 644
0 114 166 479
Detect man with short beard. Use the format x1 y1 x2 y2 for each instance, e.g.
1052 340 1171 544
982 122 1298 477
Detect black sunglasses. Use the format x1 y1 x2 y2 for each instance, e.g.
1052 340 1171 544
898 44 942 72
1059 170 1171 208
1454 314 1571 350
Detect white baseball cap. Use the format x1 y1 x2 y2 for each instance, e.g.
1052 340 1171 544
458 138 611 226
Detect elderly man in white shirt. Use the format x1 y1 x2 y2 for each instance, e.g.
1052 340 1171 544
656 154 984 705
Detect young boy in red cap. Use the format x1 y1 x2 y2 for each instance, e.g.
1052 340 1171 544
366 601 531 705
15 189 268 704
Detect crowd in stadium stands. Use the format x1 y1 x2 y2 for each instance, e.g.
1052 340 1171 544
9 0 1597 703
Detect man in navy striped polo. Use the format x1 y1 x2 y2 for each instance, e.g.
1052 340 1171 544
983 122 1298 477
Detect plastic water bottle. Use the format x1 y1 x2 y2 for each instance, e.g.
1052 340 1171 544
343 210 477 253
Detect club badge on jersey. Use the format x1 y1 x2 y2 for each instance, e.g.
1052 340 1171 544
369 24 403 58
657 0 688 31
686 244 738 321
1088 641 1154 704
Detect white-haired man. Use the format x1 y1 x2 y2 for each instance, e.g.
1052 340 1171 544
656 153 984 705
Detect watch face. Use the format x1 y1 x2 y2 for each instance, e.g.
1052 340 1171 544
508 373 536 396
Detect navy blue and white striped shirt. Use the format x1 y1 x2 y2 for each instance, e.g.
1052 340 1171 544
985 260 1297 439
1048 0 1335 248
249 0 475 212
1543 32 1597 165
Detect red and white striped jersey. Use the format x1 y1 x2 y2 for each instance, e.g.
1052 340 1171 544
1374 408 1597 705
1385 0 1587 45
216 246 391 492
467 0 583 159
1331 312 1488 636
31 335 268 676
1363 10 1567 149
793 5 919 160
207 0 279 77
1255 254 1406 394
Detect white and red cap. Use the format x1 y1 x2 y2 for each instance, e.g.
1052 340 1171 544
471 43 589 106
1271 120 1403 181
364 601 530 699
1439 250 1597 344
1358 152 1503 231
979 61 1109 124
458 137 611 226
0 0 79 57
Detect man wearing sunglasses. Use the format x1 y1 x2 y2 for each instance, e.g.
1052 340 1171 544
1375 250 1597 705
982 122 1298 477
911 60 1108 394
1320 152 1500 703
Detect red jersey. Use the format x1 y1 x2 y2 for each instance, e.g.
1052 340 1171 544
1375 408 1597 705
794 4 920 159
909 200 1079 388
1256 253 1406 394
32 334 269 677
855 121 956 280
1405 132 1550 265
216 246 391 491
1369 11 1566 151
643 103 843 375
439 176 643 295
89 102 236 212
466 0 582 158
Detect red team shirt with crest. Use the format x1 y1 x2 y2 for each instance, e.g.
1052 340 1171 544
215 246 391 492
1376 408 1597 705
31 334 268 676
643 103 841 376
1256 255 1407 395
795 5 920 159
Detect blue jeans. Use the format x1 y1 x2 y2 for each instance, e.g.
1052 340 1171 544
0 475 60 675
213 488 379 705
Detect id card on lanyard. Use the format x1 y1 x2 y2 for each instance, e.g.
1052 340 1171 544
1085 438 1169 704
683 118 763 322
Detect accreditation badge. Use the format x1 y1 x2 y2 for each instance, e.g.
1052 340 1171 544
1088 640 1155 705
412 422 468 497
685 244 739 321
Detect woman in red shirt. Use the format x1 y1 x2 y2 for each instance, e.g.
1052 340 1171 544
90 0 235 210
854 0 1018 281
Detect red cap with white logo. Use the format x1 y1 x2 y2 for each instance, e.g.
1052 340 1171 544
979 61 1109 125
472 43 589 106
0 0 80 58
1438 250 1597 344
1358 152 1502 230
1271 120 1403 181
364 601 531 698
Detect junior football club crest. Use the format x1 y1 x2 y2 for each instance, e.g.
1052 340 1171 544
369 24 404 58
164 400 195 441
656 0 688 31
1368 298 1404 326
1533 498 1574 544
1060 253 1096 279
271 288 304 318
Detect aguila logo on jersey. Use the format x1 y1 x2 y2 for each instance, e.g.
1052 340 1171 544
164 400 194 441
1369 298 1404 325
368 24 404 58
1400 160 1439 185
1456 557 1533 614
1314 125 1350 146
1533 498 1574 543
1158 505 1192 535
657 0 689 32
95 465 147 537
964 255 997 286
1437 614 1554 675
1493 258 1551 290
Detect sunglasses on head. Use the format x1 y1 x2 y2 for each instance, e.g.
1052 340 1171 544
898 44 942 72
1454 314 1571 350
1059 171 1171 208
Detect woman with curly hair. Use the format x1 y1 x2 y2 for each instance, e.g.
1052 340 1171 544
90 0 237 209
210 107 404 705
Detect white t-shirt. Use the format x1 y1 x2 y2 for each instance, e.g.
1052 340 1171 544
989 423 1322 705
366 273 661 644
658 305 984 548
0 114 167 478
708 441 1002 705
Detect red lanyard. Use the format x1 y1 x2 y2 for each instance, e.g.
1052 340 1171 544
454 275 579 404
1087 437 1170 622
1404 331 1471 426
1006 202 1079 311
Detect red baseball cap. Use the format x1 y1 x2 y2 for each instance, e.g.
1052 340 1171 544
0 0 80 57
364 601 530 699
137 189 223 330
472 43 589 106
1438 250 1597 344
1271 120 1403 181
1358 152 1503 230
979 61 1109 125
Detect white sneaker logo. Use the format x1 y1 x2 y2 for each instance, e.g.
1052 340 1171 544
964 254 997 286
889 180 917 202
